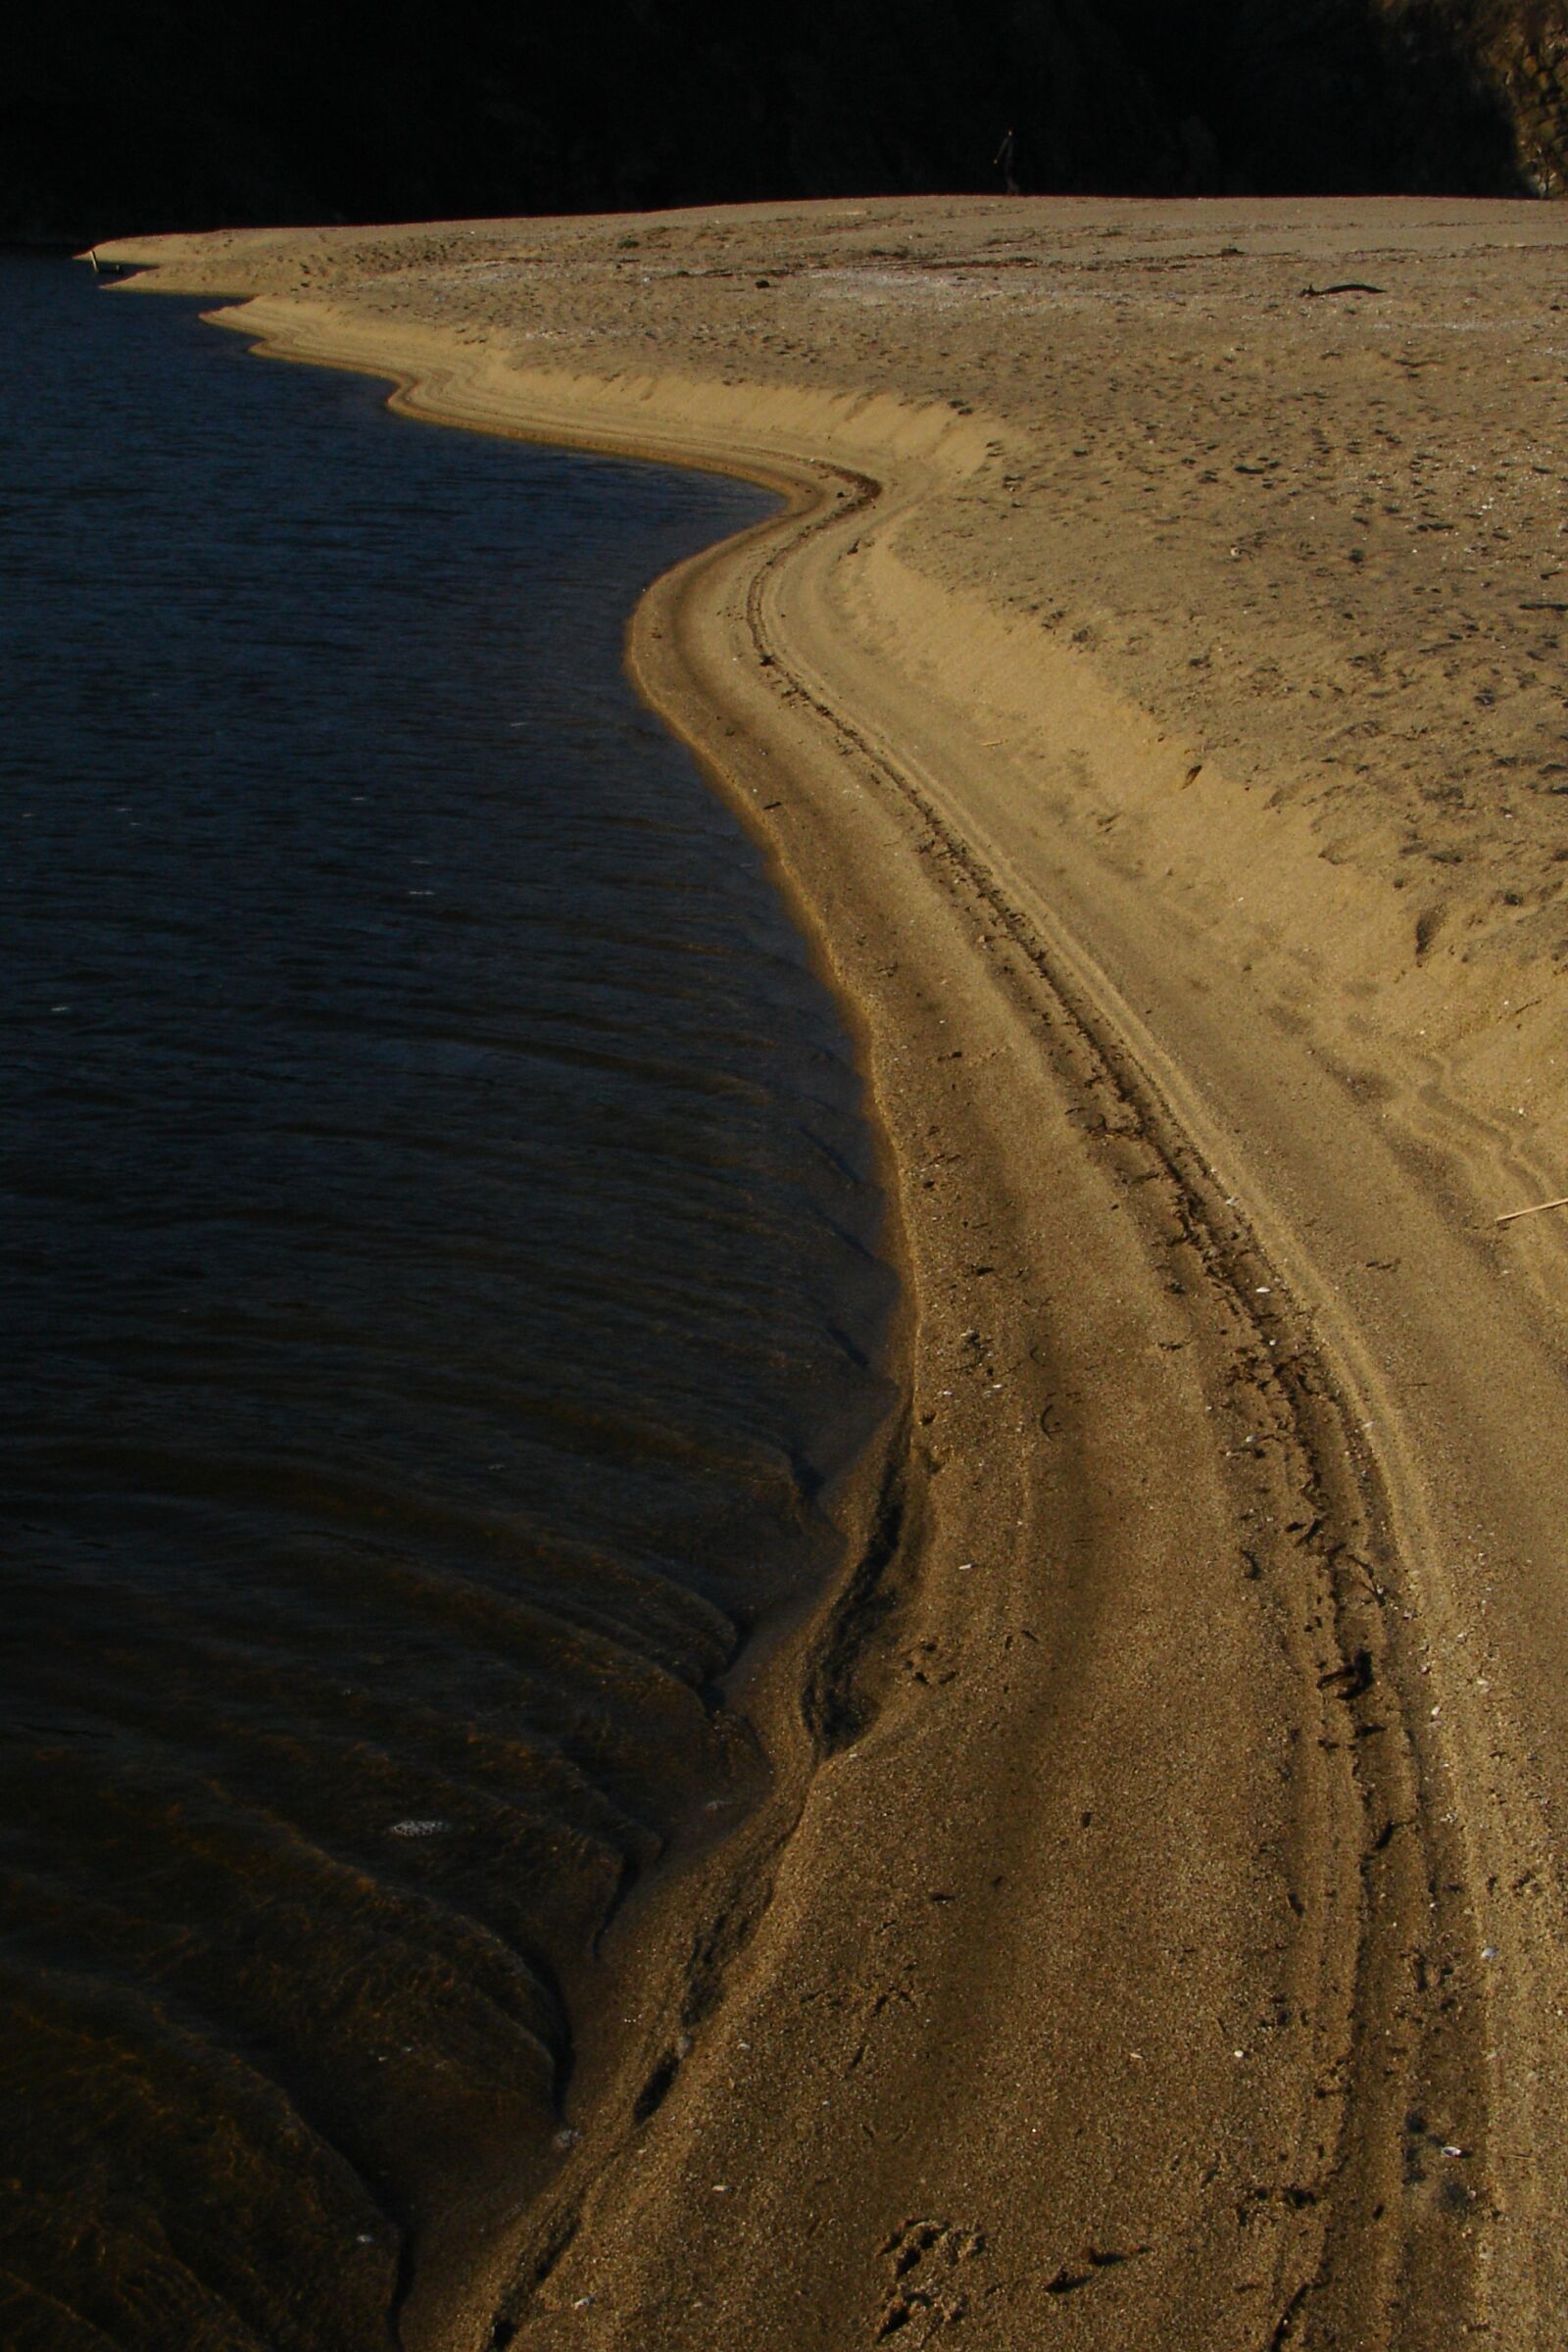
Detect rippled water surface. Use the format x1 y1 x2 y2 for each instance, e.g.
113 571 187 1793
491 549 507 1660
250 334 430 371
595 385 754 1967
0 257 895 2347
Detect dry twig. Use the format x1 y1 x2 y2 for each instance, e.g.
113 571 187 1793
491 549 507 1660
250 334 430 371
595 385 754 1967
1494 1193 1568 1227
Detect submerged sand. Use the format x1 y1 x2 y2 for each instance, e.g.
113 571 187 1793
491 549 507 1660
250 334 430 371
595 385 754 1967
101 199 1568 2349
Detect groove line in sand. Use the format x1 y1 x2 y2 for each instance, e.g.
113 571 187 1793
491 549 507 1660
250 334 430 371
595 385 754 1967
723 448 1490 2350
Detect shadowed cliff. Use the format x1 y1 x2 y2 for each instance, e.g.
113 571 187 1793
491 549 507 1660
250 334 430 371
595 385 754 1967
4 0 1563 245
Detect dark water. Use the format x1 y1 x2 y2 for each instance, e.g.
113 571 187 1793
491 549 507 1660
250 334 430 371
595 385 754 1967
0 259 895 2347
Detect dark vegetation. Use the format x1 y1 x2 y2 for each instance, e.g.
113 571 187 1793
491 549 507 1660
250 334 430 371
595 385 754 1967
3 0 1565 243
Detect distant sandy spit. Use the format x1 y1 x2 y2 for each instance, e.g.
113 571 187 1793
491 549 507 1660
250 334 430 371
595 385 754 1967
100 200 1568 2351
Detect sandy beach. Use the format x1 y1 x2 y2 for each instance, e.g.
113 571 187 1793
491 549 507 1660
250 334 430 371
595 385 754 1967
100 198 1568 2349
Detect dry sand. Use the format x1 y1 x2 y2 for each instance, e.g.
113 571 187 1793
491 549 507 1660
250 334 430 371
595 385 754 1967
100 198 1568 2349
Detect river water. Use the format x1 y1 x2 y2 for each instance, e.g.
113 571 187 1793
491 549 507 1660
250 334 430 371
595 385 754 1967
0 256 895 2347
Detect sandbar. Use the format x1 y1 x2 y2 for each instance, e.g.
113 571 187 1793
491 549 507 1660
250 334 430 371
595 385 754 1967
101 198 1568 2350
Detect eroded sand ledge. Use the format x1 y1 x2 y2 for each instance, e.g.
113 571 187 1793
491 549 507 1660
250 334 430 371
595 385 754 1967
102 201 1568 2350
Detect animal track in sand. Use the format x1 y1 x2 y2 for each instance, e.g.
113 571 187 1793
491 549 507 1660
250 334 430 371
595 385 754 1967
876 2218 988 2341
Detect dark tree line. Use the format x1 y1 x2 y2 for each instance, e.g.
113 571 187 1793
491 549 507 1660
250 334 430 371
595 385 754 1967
2 0 1551 244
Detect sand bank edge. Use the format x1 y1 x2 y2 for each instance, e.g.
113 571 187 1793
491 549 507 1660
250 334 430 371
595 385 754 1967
93 256 1542 2348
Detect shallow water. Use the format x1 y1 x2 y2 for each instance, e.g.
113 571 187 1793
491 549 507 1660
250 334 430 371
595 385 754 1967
0 257 895 2346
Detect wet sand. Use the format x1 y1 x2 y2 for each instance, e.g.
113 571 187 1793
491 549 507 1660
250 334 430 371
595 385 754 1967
101 199 1568 2349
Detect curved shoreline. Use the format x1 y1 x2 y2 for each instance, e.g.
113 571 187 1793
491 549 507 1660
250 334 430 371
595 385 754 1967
97 212 1568 2349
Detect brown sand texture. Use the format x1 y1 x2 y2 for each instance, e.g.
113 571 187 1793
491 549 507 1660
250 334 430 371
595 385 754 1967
102 199 1568 2350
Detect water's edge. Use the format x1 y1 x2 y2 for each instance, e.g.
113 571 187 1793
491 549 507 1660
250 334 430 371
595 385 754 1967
3 262 906 2352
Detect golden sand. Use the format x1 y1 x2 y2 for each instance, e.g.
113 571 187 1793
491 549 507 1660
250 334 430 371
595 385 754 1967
104 198 1568 2349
